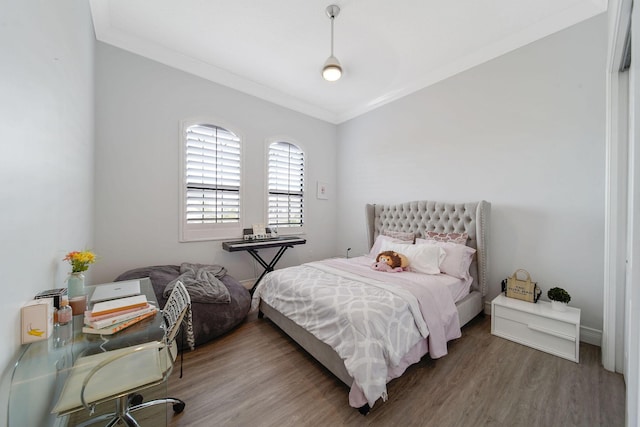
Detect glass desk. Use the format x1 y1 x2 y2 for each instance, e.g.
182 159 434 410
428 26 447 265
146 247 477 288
7 278 166 427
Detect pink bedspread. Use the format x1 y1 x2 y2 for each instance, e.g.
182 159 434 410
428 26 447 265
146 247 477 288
321 257 461 358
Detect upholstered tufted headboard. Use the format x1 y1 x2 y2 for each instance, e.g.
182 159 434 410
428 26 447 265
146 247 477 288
365 200 490 296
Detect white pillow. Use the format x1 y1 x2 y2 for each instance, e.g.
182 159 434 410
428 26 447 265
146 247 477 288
368 235 407 258
380 240 445 274
415 239 476 279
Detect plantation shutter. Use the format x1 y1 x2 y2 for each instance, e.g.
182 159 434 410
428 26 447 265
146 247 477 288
268 141 304 227
185 124 241 224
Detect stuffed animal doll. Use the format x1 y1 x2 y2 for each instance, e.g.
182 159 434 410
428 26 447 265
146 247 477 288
374 250 409 271
371 261 404 273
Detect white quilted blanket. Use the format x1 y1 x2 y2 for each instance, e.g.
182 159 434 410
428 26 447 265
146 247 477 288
251 256 461 407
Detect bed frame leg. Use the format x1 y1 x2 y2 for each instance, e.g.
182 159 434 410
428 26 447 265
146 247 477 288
358 404 370 415
258 310 264 319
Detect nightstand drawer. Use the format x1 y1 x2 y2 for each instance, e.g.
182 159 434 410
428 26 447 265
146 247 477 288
491 294 580 362
493 305 577 339
493 311 576 361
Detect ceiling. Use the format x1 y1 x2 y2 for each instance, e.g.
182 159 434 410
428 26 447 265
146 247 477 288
89 0 606 124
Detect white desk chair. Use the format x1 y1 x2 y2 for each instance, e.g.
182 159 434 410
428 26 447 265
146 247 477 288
53 281 193 427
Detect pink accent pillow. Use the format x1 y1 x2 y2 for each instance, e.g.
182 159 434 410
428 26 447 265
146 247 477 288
416 239 476 279
424 231 468 244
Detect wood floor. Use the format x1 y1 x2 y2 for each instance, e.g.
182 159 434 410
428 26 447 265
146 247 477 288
158 313 625 427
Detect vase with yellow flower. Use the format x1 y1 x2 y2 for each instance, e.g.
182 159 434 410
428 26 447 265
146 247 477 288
63 250 96 298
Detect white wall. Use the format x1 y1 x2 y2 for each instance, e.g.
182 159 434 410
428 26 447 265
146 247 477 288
336 15 607 336
626 0 640 422
93 44 338 284
0 0 95 422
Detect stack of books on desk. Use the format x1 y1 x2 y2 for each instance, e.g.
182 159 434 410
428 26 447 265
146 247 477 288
83 295 157 335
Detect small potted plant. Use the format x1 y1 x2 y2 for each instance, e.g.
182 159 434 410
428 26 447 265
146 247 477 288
547 287 571 311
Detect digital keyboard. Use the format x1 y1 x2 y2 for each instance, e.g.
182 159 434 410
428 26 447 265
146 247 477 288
222 236 307 293
222 236 306 252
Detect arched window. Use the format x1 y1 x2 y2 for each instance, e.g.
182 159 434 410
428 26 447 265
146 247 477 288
181 122 242 241
267 141 304 230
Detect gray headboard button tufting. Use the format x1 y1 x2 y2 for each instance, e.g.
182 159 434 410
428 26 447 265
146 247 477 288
365 200 490 296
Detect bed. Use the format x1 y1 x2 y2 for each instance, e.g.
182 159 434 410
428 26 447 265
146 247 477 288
252 200 490 413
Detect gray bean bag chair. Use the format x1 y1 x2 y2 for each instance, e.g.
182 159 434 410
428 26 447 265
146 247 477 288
115 265 250 348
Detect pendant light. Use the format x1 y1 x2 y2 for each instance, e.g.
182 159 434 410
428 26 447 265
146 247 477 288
322 5 342 82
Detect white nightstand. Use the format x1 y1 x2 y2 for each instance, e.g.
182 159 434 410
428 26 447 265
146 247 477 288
491 294 580 363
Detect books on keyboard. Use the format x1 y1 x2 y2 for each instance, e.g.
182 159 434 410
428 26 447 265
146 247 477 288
82 308 157 335
85 304 157 330
90 294 148 317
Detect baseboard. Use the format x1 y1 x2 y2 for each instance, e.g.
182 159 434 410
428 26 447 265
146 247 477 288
484 300 602 346
579 325 602 346
484 300 492 315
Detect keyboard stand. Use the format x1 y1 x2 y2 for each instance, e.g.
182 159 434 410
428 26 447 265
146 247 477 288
222 237 306 294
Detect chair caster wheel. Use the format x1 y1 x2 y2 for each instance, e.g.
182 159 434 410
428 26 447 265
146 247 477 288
173 401 186 413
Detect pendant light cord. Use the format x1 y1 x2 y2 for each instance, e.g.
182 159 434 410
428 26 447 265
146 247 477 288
330 15 335 56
